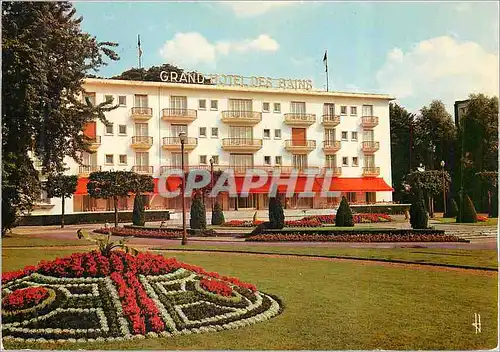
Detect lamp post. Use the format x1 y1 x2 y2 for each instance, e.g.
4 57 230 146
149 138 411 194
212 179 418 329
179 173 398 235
441 160 446 217
179 132 187 246
209 157 215 212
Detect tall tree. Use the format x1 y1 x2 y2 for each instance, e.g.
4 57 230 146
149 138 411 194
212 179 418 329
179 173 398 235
45 174 78 228
130 174 154 226
111 63 213 84
2 2 118 234
389 103 415 202
403 170 451 217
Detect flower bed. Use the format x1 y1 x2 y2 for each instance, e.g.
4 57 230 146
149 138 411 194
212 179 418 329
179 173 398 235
477 215 488 222
94 227 182 239
2 251 282 344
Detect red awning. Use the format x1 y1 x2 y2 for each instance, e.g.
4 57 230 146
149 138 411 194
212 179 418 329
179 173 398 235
234 176 324 194
326 178 393 192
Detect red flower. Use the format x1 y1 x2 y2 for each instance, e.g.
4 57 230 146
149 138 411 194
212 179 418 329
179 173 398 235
2 287 49 310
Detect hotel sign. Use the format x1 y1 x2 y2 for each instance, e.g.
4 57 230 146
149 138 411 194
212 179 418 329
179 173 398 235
159 71 313 91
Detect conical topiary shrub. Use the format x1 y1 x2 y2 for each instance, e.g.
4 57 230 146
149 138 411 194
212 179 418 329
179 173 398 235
211 202 225 225
132 195 145 226
190 192 207 230
410 196 428 229
335 196 354 227
443 196 459 218
456 193 477 223
268 196 284 229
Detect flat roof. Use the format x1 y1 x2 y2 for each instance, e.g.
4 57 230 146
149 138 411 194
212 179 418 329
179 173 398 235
84 78 395 100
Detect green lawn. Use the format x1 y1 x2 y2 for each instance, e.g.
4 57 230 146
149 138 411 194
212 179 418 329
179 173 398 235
1 233 85 247
433 217 498 226
2 248 497 350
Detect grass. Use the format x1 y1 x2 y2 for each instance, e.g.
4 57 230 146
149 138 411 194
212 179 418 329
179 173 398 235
432 217 498 226
1 233 85 247
2 247 498 350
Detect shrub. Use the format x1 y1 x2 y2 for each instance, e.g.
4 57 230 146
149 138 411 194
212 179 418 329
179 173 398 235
268 196 284 229
410 196 428 229
132 195 145 226
444 197 459 218
457 193 478 223
335 197 354 227
190 192 207 230
211 202 225 225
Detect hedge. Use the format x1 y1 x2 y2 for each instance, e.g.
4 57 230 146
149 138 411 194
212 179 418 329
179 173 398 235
257 228 446 235
124 224 216 236
19 210 170 226
351 204 410 214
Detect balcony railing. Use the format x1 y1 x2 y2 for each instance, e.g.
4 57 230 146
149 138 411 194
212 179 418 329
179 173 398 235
362 167 380 177
162 137 198 151
323 140 341 153
161 108 197 122
132 165 154 175
361 116 379 128
85 135 101 150
131 107 153 120
322 115 341 127
221 111 262 125
79 165 101 176
361 141 380 153
322 167 342 177
130 136 153 148
221 138 263 151
284 113 316 126
284 140 316 153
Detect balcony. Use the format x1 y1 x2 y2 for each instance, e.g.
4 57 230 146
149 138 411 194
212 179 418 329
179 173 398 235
322 114 340 127
132 165 154 175
161 108 197 123
130 136 153 149
322 167 342 177
131 107 153 120
323 140 341 153
79 165 102 177
221 111 262 126
362 167 380 177
361 141 380 153
361 116 379 128
284 140 316 153
221 138 263 152
85 135 101 151
162 137 198 151
283 113 316 127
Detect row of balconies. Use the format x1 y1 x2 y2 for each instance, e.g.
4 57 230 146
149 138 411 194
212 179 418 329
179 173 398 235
87 136 379 154
78 165 381 178
130 107 379 128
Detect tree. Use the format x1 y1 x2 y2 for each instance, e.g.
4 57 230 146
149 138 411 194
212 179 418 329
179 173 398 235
443 196 459 218
335 197 354 227
190 191 207 230
403 170 451 217
87 171 136 227
456 192 477 223
132 195 145 226
211 202 225 225
268 196 285 229
410 194 429 229
130 173 154 227
111 63 213 85
45 174 78 228
475 171 498 217
2 2 118 233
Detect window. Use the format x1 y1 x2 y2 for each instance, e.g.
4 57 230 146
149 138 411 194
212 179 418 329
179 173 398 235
170 96 187 109
229 99 252 112
119 155 127 165
229 126 252 139
198 99 206 110
273 102 281 113
324 103 335 115
84 92 96 105
325 128 336 141
105 154 114 165
118 95 126 106
263 129 271 139
274 129 282 139
352 157 359 167
351 131 358 141
105 123 113 135
210 100 218 110
262 102 270 112
326 155 337 168
134 94 148 107
199 127 207 138
347 192 357 203
364 155 376 168
264 156 271 165
135 123 148 136
290 101 306 114
292 154 308 169
211 127 219 138
340 106 347 115
362 105 373 116
118 125 127 135
135 152 149 166
199 155 207 164
341 131 348 140
171 124 187 137
104 95 113 103
211 155 219 164
275 156 282 165
342 157 349 166
350 106 357 115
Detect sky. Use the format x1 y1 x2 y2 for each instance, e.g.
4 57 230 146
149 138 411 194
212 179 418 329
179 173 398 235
74 1 499 113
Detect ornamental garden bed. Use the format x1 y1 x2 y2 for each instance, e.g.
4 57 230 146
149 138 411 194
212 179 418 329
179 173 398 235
123 225 217 237
94 227 183 239
2 250 283 344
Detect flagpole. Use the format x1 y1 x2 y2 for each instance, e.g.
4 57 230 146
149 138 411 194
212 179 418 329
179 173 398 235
138 34 142 69
324 50 329 92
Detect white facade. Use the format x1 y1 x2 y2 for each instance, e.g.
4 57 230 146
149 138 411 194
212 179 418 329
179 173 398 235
33 78 394 215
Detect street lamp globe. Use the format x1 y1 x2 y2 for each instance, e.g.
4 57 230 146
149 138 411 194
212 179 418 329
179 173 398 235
178 131 187 143
440 160 445 168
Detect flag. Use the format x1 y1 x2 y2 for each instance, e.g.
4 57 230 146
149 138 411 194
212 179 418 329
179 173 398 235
138 35 143 57
323 50 328 71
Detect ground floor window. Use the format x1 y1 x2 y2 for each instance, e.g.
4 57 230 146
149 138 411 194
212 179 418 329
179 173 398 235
366 192 376 204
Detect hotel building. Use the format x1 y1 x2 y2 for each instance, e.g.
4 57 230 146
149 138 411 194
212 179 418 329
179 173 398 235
32 77 394 215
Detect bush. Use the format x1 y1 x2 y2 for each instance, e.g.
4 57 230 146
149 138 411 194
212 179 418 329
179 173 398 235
190 192 207 230
457 193 477 223
132 195 145 226
268 196 284 229
211 202 225 225
335 197 354 227
410 196 428 229
444 197 459 218
19 211 171 226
